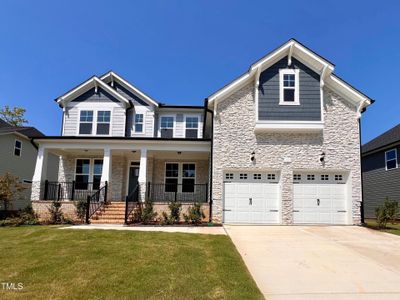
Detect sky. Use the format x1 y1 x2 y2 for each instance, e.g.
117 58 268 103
0 0 399 143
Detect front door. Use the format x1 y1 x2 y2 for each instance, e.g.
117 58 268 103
128 163 140 195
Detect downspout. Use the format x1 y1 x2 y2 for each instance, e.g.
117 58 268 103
125 101 134 137
205 98 214 223
357 99 371 225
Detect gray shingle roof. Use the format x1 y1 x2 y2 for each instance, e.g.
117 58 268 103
362 124 400 154
0 118 44 138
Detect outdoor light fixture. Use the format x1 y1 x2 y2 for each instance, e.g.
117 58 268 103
177 151 182 155
251 151 256 162
320 151 326 163
131 150 136 153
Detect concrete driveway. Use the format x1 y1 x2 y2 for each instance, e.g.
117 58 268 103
224 225 400 299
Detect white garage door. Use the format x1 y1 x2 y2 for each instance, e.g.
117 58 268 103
293 172 348 224
223 172 280 224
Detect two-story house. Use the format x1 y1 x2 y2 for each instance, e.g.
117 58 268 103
31 39 373 225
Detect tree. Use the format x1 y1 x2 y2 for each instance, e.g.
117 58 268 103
0 172 26 211
0 106 28 126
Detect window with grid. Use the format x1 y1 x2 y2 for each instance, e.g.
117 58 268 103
239 173 247 180
280 69 299 105
165 163 179 192
267 174 276 180
185 117 199 138
96 111 111 135
253 174 262 180
134 113 144 133
182 164 196 193
385 149 398 170
225 173 234 180
160 116 174 138
321 174 329 181
307 174 315 181
334 174 343 181
79 111 93 134
75 159 91 189
293 174 301 181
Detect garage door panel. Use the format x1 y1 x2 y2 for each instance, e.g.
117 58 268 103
293 173 348 225
224 177 279 224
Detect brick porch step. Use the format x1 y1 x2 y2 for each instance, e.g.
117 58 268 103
89 201 135 224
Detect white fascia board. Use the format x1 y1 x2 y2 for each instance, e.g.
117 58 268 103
100 72 159 107
34 139 211 152
325 75 372 108
254 121 324 132
57 77 130 107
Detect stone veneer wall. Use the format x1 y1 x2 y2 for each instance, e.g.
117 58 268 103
212 83 362 224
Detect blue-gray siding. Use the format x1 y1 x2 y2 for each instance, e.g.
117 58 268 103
113 82 149 106
258 56 321 121
362 146 400 218
72 87 120 103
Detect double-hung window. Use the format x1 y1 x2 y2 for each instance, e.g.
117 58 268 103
165 163 179 192
279 69 299 105
79 110 93 134
185 117 199 138
385 149 398 170
160 116 174 138
134 113 144 133
14 140 22 157
182 163 196 192
75 159 103 190
96 111 111 135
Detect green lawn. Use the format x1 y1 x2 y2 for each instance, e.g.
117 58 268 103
0 226 262 300
365 219 400 236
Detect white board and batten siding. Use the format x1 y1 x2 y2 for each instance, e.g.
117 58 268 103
293 171 350 225
223 171 281 224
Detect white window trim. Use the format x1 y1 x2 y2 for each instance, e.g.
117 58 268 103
184 114 201 138
158 115 175 138
385 148 398 171
133 113 145 134
74 158 104 189
77 109 112 136
164 162 197 188
14 139 22 157
279 69 300 106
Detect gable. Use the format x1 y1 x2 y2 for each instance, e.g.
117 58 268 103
113 82 149 106
71 86 121 104
258 56 321 121
207 39 373 114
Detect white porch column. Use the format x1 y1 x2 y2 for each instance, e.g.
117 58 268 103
101 147 112 183
101 147 112 201
31 145 48 201
138 148 147 202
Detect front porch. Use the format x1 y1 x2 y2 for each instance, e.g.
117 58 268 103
30 138 211 223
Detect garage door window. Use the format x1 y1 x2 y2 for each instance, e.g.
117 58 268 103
335 174 343 181
253 174 262 180
321 174 329 181
225 173 234 180
239 173 248 180
307 174 315 181
267 174 276 180
293 174 301 181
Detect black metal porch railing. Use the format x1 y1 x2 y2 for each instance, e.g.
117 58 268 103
124 184 139 225
85 182 108 224
148 183 208 203
43 181 101 201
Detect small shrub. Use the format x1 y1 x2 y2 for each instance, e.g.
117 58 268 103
74 199 87 223
160 201 182 225
47 200 64 224
183 202 205 225
375 198 399 229
139 200 157 224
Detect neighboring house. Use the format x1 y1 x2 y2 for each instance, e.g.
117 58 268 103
0 119 58 210
362 124 400 218
30 39 373 225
